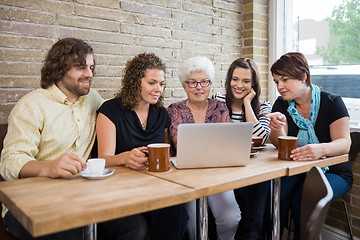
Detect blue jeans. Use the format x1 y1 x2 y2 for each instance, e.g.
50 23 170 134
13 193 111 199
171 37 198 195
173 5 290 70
280 172 352 240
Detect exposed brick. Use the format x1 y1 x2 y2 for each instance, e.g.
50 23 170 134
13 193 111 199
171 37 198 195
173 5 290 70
253 3 268 15
171 9 211 24
55 1 75 15
164 79 181 88
1 0 65 12
0 88 33 103
121 22 171 38
0 76 40 88
213 0 242 12
182 1 214 15
182 41 221 54
91 77 122 89
97 89 118 100
213 35 241 46
90 42 123 55
252 55 267 64
0 20 74 38
213 17 241 29
0 35 55 50
353 216 360 228
95 65 123 78
120 1 171 18
221 44 242 54
326 217 349 233
0 48 45 62
188 0 213 6
0 62 41 75
134 15 181 29
220 8 243 20
172 30 213 43
183 21 221 35
74 29 134 45
94 54 129 66
132 0 181 9
77 0 119 9
0 103 16 118
253 21 268 31
254 0 269 5
74 4 134 22
172 88 187 98
134 35 181 49
0 6 54 24
56 14 120 32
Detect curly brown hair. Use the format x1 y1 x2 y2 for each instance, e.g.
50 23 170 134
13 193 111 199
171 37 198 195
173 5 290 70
116 53 166 109
40 38 94 89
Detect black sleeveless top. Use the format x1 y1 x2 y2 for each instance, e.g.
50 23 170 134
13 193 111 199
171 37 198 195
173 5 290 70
97 98 171 154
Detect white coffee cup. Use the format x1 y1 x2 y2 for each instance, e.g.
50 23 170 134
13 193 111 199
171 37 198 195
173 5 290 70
87 158 105 175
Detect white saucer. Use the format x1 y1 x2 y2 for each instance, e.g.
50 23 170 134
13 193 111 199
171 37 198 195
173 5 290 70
80 169 115 180
250 150 259 157
253 145 266 150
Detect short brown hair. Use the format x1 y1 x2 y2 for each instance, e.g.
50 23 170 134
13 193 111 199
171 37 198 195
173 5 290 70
116 53 166 109
40 38 94 89
270 52 311 86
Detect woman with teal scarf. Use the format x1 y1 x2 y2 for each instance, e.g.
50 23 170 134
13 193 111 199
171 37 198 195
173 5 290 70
266 52 353 240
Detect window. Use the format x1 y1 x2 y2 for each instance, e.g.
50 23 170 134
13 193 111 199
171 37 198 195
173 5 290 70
269 0 360 127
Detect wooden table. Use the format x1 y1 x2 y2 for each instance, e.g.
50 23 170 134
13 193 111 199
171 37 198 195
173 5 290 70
143 144 348 240
0 145 348 240
0 167 195 238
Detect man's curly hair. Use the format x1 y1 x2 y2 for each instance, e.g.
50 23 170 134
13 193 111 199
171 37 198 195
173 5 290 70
116 53 166 109
40 38 94 89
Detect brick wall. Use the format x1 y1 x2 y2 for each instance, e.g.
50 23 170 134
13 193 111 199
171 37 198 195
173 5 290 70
0 0 269 124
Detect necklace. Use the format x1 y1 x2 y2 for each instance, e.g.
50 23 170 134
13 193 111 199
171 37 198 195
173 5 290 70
295 103 310 119
134 109 148 130
141 121 147 130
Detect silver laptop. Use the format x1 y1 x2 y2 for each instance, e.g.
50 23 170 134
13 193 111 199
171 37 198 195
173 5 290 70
172 122 253 169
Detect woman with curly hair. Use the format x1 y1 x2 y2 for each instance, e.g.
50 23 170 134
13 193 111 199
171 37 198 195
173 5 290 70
96 52 188 240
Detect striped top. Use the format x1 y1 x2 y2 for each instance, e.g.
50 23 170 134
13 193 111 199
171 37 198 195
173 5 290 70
213 92 271 144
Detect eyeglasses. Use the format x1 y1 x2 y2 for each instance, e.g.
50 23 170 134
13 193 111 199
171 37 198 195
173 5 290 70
185 80 212 88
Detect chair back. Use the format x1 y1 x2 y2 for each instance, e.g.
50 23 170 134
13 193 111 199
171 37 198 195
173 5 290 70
301 166 333 240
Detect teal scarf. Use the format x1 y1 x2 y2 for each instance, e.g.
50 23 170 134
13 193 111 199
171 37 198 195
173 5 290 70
287 84 328 172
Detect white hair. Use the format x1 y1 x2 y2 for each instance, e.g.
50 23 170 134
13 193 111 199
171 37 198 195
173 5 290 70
178 56 215 85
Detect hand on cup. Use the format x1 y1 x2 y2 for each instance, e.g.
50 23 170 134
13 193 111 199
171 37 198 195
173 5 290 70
147 143 170 172
278 136 298 160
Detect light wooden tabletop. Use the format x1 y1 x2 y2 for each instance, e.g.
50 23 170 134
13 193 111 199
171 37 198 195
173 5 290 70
0 167 195 237
0 144 348 237
143 145 348 198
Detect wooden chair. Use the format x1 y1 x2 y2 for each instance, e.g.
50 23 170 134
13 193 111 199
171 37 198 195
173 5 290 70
0 123 16 240
301 166 333 240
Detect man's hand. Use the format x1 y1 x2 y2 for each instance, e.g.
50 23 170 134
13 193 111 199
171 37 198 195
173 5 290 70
20 152 87 179
43 153 87 178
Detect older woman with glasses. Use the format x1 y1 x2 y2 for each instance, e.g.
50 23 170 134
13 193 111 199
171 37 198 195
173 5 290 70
168 56 241 240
